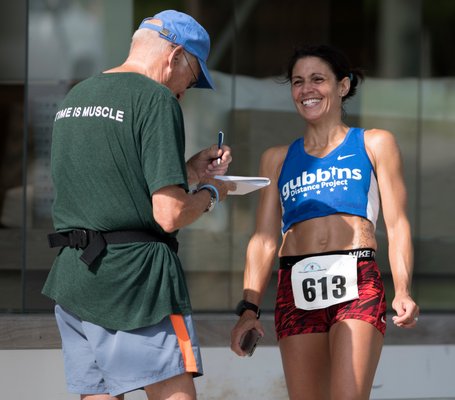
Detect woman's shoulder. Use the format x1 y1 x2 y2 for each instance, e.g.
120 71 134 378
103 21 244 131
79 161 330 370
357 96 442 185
259 144 290 178
261 144 290 163
363 127 400 151
363 128 401 166
264 143 290 154
363 127 396 142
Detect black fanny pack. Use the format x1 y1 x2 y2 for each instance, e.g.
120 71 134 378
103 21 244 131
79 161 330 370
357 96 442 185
48 229 178 267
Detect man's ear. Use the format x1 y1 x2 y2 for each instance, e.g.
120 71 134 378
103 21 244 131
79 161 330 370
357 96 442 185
168 45 185 67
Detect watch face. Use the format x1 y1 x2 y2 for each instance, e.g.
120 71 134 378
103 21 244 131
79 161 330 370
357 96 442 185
207 196 216 212
204 195 216 213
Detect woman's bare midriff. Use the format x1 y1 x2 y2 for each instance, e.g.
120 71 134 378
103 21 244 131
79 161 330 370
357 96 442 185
279 213 377 257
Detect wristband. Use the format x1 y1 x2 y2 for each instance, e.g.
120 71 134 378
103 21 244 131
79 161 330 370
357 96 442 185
197 184 219 212
198 184 219 203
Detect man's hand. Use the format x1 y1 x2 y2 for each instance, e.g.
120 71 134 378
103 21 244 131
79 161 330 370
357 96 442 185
198 177 236 203
187 144 232 185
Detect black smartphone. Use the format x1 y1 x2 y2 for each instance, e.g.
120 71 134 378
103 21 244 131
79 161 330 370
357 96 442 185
240 328 261 357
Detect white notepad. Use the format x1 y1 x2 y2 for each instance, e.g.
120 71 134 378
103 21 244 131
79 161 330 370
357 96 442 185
214 175 271 195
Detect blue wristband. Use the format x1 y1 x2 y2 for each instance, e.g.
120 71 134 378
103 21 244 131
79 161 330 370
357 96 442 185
198 184 219 203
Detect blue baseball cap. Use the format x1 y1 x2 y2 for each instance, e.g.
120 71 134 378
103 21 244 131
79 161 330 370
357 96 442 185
138 10 214 89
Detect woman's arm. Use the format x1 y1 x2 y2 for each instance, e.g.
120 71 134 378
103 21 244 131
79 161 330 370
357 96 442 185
231 146 287 354
243 148 285 305
366 129 419 328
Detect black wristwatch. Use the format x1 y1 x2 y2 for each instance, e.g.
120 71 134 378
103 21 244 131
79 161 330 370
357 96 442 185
235 300 261 319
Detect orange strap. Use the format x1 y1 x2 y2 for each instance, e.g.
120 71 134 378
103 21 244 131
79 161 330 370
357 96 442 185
169 315 198 373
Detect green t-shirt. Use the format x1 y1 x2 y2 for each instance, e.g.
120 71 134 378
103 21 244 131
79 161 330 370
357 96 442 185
42 73 192 330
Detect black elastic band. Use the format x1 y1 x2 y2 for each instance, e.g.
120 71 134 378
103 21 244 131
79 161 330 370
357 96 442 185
48 229 178 267
279 248 376 270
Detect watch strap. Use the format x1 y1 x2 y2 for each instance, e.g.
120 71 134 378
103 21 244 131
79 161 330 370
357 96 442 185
236 300 261 319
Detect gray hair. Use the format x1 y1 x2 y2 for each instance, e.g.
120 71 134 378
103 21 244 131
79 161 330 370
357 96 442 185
129 26 171 57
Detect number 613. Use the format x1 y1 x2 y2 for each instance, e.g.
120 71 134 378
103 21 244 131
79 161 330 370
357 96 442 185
301 275 346 302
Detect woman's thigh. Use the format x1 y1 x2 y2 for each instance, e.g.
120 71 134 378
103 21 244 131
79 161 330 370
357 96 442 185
329 319 384 400
279 333 331 400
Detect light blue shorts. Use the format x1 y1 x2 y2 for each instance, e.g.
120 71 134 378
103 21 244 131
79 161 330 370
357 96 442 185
55 304 203 396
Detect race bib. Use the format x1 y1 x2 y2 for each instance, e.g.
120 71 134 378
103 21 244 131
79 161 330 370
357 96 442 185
291 254 359 310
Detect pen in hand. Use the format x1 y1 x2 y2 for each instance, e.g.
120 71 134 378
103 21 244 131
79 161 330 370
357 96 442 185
217 130 224 165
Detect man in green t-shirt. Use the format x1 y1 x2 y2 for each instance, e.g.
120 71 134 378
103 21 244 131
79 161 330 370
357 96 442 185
42 9 234 400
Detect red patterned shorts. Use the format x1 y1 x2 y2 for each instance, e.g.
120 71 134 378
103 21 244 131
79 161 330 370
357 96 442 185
275 249 387 340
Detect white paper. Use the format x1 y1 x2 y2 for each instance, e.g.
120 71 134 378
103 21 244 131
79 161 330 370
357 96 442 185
214 175 271 195
291 254 359 310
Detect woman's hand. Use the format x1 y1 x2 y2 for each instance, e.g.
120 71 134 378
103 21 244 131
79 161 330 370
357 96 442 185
391 293 419 328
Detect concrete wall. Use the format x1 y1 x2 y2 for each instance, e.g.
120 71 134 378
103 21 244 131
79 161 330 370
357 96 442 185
1 313 455 400
1 345 455 400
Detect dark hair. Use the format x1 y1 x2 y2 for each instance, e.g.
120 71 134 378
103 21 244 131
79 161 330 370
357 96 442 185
285 44 364 101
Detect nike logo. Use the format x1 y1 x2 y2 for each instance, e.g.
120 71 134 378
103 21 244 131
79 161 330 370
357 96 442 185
337 154 356 161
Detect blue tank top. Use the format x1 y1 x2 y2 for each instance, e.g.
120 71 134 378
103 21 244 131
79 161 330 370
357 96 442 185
278 127 379 233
